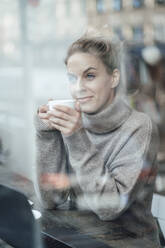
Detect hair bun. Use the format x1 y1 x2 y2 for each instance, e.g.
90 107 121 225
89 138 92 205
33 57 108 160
83 25 112 39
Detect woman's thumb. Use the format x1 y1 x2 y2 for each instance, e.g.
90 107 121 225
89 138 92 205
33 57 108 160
75 101 81 112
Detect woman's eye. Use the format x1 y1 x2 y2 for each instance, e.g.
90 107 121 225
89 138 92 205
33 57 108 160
67 74 77 84
86 74 95 79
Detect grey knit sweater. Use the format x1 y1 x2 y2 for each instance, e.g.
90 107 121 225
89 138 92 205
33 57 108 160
35 96 160 245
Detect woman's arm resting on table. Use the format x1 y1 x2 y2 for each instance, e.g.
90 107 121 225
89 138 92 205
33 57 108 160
63 118 159 220
34 107 69 209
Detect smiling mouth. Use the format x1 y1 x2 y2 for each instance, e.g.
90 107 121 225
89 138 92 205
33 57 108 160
77 96 93 103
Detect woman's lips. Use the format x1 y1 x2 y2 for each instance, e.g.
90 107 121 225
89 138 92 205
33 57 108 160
77 96 93 103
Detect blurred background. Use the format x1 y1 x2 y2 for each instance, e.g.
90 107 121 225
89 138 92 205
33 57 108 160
0 0 165 194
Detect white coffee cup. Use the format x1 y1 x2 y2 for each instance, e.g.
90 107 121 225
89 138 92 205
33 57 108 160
48 99 76 111
32 209 42 220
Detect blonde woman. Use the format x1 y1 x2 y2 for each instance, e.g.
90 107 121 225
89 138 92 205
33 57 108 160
35 32 160 247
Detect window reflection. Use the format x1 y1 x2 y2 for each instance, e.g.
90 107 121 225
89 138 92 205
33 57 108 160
154 24 165 42
133 0 144 8
155 0 165 5
96 0 105 13
113 0 122 11
133 26 144 41
113 26 123 40
0 0 165 247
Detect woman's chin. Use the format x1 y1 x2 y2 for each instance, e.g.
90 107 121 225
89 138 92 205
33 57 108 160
80 104 98 114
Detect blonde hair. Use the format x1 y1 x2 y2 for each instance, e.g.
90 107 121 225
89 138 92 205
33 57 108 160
65 26 122 75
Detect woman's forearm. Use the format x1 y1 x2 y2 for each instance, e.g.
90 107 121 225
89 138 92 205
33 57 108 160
35 116 69 209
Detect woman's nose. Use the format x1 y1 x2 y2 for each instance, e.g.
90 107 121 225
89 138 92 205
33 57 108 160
76 78 85 91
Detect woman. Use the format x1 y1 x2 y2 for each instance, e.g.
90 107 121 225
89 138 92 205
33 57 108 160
35 33 160 246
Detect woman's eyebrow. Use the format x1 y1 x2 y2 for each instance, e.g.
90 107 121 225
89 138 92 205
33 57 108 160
68 67 97 76
83 67 97 74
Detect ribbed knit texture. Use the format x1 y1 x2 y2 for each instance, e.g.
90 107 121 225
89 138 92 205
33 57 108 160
35 96 160 247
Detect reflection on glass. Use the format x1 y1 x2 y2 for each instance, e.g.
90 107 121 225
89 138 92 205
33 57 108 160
133 26 143 41
154 24 165 42
0 0 165 247
133 0 144 8
113 0 122 11
113 26 123 40
96 0 105 13
155 0 165 5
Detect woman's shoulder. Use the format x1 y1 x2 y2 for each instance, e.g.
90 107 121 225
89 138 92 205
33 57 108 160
117 107 159 160
126 106 155 130
124 107 159 146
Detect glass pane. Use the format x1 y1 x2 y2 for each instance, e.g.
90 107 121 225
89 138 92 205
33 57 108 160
113 27 123 40
154 24 165 41
113 0 122 11
133 0 144 8
155 0 165 4
96 0 105 13
133 26 143 41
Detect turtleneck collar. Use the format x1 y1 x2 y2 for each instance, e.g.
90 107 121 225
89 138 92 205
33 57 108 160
82 96 132 134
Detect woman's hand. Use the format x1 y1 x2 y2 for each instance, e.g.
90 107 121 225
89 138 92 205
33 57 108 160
48 101 82 136
38 104 50 126
40 173 71 191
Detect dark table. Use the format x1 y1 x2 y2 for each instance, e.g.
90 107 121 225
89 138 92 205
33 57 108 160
0 167 162 248
41 208 159 248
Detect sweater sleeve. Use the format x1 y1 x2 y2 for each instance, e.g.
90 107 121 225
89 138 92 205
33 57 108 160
35 115 69 209
63 117 159 220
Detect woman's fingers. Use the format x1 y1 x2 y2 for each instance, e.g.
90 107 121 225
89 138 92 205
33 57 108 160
49 114 81 135
48 109 69 121
39 104 49 113
53 105 76 116
51 106 81 122
47 104 82 136
50 123 69 135
48 107 81 124
75 101 81 112
49 116 69 127
38 104 49 119
40 173 70 190
38 112 49 120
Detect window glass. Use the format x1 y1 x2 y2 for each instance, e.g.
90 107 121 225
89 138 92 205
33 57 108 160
155 0 165 4
113 27 123 40
81 0 86 14
96 0 105 13
154 24 165 41
113 0 122 11
133 0 144 8
133 26 144 41
66 0 71 17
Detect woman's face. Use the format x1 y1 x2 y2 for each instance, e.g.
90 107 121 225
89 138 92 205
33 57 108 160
67 52 119 114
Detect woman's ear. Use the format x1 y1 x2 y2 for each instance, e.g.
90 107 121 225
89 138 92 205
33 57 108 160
111 69 120 89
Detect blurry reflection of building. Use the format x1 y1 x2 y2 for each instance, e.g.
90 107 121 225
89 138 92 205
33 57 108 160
0 0 88 178
86 0 165 161
86 0 165 44
55 0 87 38
0 0 165 177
